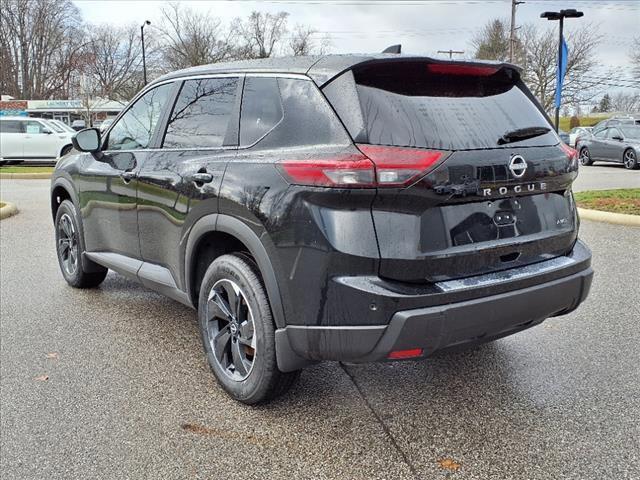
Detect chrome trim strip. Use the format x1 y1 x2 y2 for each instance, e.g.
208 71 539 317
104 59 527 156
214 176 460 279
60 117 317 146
435 256 577 293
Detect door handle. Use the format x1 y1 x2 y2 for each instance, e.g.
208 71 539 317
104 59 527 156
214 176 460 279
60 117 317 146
121 170 137 182
190 172 214 184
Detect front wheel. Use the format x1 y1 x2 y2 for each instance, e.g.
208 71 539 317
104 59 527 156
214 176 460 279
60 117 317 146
55 200 108 288
623 149 638 170
579 147 593 166
198 253 299 404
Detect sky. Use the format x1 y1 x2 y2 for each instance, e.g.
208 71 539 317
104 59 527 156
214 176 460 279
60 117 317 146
74 0 639 93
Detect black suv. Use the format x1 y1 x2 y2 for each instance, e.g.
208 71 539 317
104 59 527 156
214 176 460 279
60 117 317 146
51 55 593 404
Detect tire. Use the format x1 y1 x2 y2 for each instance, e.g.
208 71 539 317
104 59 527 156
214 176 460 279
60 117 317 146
54 200 108 288
60 144 73 157
579 147 593 166
623 148 638 170
198 253 299 404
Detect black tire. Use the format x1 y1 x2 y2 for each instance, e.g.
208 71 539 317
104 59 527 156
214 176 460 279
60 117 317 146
198 253 299 404
54 200 108 288
579 147 593 166
60 144 73 157
623 148 638 170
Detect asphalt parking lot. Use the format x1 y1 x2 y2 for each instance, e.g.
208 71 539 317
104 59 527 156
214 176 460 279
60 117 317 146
1 168 639 480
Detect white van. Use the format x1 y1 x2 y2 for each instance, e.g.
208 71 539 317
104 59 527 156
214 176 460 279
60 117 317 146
0 116 74 164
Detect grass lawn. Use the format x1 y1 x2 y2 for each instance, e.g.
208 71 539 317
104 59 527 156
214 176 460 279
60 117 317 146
559 116 607 131
0 165 54 173
574 189 640 215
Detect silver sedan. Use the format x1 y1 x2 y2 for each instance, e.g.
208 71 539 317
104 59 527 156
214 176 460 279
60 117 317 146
577 125 640 170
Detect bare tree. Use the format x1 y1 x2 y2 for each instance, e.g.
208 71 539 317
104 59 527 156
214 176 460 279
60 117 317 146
472 18 604 113
84 24 145 101
0 0 86 99
631 37 640 77
288 25 331 56
235 11 289 59
158 2 235 70
610 91 640 113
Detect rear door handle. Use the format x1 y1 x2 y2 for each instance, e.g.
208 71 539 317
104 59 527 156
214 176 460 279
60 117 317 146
190 172 214 184
121 171 137 182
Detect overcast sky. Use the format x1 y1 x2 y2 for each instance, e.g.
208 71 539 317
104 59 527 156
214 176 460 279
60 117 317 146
74 0 639 89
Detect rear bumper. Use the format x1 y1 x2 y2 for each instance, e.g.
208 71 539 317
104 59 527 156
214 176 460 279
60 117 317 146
276 240 593 371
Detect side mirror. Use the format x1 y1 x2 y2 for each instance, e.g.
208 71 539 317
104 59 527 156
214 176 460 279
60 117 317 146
72 128 101 153
42 128 53 135
612 135 623 141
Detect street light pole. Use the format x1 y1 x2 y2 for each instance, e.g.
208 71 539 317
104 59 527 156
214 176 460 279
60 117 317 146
141 20 151 85
540 9 583 132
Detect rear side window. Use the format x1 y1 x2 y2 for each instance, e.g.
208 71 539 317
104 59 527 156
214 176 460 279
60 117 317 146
163 77 239 149
0 120 23 133
325 62 555 150
239 77 350 149
240 77 283 146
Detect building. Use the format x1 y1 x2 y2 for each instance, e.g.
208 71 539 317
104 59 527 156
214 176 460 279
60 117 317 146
0 98 126 126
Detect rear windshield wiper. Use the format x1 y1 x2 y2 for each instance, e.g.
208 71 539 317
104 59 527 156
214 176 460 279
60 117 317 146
498 126 551 145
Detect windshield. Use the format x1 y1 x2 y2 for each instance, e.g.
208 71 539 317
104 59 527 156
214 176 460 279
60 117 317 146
44 121 64 133
351 62 555 150
621 126 640 139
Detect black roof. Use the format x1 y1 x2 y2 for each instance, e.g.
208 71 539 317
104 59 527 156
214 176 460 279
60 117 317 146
152 54 521 88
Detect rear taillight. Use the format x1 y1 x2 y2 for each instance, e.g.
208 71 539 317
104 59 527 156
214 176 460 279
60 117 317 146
560 142 578 165
357 144 445 187
277 146 446 188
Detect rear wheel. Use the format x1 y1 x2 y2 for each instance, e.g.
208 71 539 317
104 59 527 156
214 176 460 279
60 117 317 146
198 253 299 404
55 200 108 288
579 147 593 166
60 144 73 157
623 148 638 170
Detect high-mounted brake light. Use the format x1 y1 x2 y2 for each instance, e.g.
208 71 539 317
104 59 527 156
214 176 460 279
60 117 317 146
427 64 499 76
277 146 446 188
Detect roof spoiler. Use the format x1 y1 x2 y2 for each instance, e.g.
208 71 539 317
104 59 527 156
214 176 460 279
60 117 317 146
381 44 401 54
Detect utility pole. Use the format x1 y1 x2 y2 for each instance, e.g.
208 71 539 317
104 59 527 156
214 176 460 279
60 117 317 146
437 49 464 59
141 20 151 85
509 0 525 63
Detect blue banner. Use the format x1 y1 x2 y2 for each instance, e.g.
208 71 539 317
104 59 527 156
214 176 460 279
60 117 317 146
555 36 569 109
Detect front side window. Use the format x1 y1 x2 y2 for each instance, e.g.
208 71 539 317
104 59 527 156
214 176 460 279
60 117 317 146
0 120 23 133
106 83 173 151
163 77 239 149
240 77 283 146
607 128 622 139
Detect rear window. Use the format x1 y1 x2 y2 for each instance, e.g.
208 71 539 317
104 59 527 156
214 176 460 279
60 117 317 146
326 61 555 151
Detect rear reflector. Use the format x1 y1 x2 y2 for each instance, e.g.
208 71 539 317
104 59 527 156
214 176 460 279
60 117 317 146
427 64 499 76
387 348 424 360
277 145 446 188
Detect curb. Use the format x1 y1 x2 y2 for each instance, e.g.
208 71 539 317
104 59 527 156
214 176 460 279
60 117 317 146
578 207 640 227
0 173 52 179
0 201 18 220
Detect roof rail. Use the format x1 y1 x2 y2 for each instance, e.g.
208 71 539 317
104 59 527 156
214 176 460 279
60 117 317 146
382 44 401 54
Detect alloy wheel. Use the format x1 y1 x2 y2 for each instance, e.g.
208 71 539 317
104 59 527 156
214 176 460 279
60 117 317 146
623 150 636 169
57 213 78 276
206 279 256 381
580 149 591 166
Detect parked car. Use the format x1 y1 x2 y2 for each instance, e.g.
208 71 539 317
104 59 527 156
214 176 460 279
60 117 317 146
568 126 592 147
50 54 593 404
578 125 640 169
559 129 570 144
0 116 74 164
48 119 76 134
71 119 86 131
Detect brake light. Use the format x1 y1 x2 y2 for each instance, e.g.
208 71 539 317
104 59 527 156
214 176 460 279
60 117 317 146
278 146 446 188
427 64 499 76
560 142 578 162
357 144 445 186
